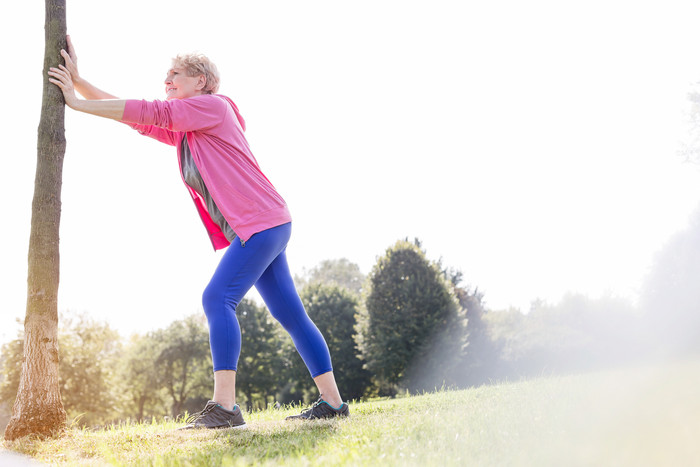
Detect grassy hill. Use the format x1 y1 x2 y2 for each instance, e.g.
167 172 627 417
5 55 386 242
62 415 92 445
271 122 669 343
2 357 699 466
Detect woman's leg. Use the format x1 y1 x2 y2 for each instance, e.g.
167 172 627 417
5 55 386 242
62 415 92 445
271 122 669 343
312 372 343 409
255 249 344 407
201 224 290 409
213 370 237 411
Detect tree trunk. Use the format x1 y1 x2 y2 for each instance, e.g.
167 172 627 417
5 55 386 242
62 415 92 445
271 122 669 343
3 0 67 441
137 395 146 422
171 401 183 420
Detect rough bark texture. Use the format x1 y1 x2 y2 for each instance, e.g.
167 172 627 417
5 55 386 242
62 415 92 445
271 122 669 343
4 0 67 441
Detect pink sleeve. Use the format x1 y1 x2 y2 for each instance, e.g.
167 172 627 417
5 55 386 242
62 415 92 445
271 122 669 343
121 121 178 146
121 95 227 132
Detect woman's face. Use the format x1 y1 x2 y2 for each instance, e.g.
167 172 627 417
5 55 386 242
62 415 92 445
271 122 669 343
164 66 204 100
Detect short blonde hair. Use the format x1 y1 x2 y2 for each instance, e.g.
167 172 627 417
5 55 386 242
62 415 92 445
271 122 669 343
172 53 220 94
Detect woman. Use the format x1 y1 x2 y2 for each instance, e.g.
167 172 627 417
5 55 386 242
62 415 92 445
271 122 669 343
49 36 348 429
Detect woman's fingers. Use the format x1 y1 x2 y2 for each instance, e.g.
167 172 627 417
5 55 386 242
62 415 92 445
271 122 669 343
62 35 80 79
66 34 76 60
48 65 71 79
48 66 73 88
61 48 75 66
60 49 77 74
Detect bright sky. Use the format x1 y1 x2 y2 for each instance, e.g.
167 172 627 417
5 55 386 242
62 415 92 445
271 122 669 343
2 0 700 343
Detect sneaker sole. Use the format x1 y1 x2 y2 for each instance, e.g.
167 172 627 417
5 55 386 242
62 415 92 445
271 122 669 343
226 423 248 430
210 422 248 430
285 414 349 421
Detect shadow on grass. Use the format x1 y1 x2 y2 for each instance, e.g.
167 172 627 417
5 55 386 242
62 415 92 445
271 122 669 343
152 419 345 465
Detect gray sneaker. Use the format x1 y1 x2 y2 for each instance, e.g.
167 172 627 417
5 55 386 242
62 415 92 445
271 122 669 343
180 401 247 429
285 396 350 420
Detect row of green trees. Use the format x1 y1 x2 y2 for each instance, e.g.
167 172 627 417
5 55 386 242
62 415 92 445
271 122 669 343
1 239 486 427
2 232 695 429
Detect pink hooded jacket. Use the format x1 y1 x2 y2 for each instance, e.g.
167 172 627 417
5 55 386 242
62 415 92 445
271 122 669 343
121 94 291 250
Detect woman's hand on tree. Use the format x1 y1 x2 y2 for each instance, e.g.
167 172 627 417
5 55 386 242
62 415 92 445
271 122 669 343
48 64 79 109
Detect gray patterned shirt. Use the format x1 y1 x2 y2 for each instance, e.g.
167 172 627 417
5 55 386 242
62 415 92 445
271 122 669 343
180 135 237 242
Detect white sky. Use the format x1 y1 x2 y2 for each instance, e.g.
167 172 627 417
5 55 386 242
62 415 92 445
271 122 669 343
2 0 700 343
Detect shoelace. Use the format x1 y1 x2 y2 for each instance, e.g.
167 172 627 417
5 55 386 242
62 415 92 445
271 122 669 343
185 403 217 424
297 396 324 417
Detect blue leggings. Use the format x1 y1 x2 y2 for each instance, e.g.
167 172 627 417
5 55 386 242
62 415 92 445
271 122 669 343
202 222 332 377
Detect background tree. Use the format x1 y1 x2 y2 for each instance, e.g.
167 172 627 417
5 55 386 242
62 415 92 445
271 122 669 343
154 315 212 418
4 0 68 441
285 283 371 401
295 258 365 296
276 330 310 404
484 293 641 379
639 210 700 356
447 272 501 386
236 299 286 410
401 269 469 393
58 314 121 427
116 333 168 421
356 239 464 394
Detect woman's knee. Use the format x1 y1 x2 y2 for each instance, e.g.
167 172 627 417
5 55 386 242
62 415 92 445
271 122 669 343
268 308 294 330
268 299 309 332
202 280 230 317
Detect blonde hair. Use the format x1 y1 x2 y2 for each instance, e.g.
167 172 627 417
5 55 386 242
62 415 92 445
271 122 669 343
172 53 220 94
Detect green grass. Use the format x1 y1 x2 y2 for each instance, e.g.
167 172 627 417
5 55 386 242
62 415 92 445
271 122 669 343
3 357 699 466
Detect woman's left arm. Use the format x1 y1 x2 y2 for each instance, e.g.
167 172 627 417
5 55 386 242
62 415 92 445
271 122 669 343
49 64 125 120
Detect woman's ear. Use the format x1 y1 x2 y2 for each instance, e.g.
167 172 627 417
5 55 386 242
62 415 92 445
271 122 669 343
197 74 207 91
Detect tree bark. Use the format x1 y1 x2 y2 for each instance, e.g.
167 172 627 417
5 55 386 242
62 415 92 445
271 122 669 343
4 0 67 441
